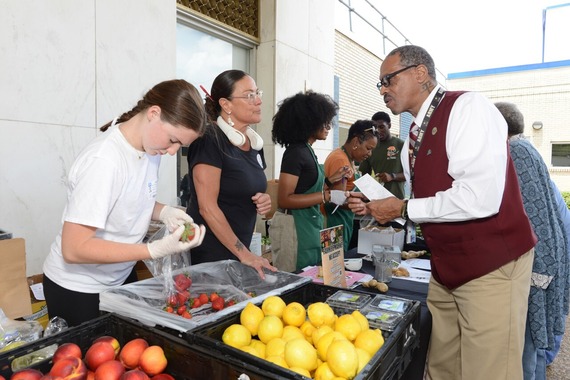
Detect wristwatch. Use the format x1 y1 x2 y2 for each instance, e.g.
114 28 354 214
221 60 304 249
324 177 332 187
401 199 409 220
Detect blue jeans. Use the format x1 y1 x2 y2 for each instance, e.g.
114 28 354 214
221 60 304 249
545 334 563 365
523 320 547 380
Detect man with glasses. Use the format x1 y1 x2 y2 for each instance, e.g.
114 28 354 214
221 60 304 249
358 111 405 199
348 45 536 380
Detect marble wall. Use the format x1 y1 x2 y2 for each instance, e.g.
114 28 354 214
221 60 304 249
0 0 337 276
0 0 178 275
263 0 336 178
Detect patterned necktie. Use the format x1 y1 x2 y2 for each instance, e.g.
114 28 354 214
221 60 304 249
409 122 419 159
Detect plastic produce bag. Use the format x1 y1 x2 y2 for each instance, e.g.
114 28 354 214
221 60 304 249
100 260 310 332
142 224 192 308
0 308 43 353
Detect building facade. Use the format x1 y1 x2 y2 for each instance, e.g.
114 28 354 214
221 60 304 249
447 61 570 191
1 1 566 275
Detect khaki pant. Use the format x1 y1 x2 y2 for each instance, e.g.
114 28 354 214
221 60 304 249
426 249 534 380
269 211 298 272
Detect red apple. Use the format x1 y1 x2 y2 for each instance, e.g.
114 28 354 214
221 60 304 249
93 336 120 357
119 370 149 380
150 375 174 380
53 343 83 363
93 360 125 380
138 347 166 377
84 342 116 371
11 369 43 380
119 339 148 370
49 356 87 380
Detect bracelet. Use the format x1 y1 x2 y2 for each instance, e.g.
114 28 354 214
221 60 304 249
324 177 332 187
401 199 409 220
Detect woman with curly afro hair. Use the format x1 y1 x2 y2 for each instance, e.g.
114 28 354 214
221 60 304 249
269 91 351 271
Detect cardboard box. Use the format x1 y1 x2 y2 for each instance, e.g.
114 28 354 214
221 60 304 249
357 226 405 254
265 179 279 219
0 238 32 319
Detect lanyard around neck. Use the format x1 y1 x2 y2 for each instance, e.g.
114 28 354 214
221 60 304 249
410 87 446 184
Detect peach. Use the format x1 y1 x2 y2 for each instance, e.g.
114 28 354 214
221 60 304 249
119 370 149 380
85 341 116 371
150 374 174 380
11 369 43 380
138 346 167 377
86 372 95 380
118 339 148 370
93 360 125 380
53 343 83 363
49 356 87 380
93 336 120 357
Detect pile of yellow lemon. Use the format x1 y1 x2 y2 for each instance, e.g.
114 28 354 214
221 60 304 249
221 295 384 379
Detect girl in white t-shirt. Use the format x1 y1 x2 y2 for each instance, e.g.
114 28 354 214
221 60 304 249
43 79 207 326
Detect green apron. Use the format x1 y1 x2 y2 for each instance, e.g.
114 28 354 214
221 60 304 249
324 169 361 253
292 143 325 271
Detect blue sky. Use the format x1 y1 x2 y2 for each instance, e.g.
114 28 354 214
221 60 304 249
336 0 570 75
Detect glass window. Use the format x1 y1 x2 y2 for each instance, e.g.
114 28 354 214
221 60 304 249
176 24 249 97
175 21 252 205
552 143 570 167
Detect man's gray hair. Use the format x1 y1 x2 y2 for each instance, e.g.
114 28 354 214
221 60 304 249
495 102 525 136
388 45 436 79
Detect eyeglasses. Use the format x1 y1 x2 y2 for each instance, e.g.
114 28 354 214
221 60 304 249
229 89 263 104
376 65 419 89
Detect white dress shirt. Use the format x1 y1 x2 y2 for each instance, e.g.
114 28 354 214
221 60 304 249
404 85 508 223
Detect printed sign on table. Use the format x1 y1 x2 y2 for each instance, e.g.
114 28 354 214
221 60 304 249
320 225 346 288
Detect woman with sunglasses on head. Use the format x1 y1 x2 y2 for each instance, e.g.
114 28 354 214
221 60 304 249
270 91 350 272
185 70 276 279
323 119 378 253
42 79 207 326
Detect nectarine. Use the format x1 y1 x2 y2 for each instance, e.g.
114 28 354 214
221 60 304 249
138 346 167 377
11 369 43 380
119 339 148 370
150 374 174 380
93 360 125 380
93 336 120 357
49 356 88 380
53 343 83 363
85 341 116 371
119 370 149 380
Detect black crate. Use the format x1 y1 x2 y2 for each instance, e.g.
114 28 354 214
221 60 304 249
0 313 288 379
187 282 421 380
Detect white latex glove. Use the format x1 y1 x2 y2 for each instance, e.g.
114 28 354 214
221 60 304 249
159 205 193 232
147 223 206 259
330 190 347 206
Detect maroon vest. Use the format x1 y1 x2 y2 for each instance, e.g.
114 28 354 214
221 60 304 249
413 91 537 289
